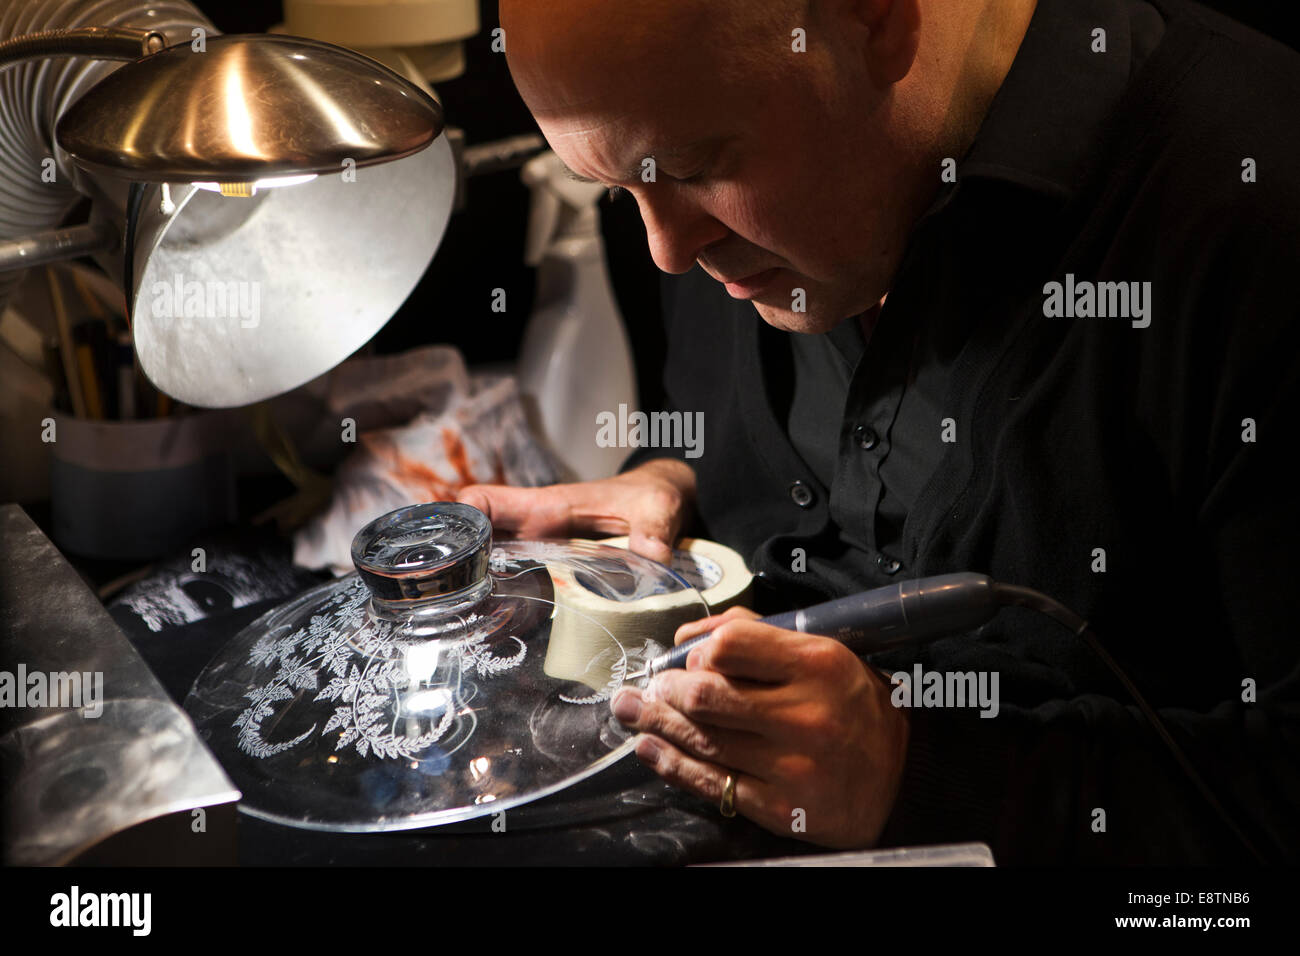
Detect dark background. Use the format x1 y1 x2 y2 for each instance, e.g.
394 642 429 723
194 0 1300 412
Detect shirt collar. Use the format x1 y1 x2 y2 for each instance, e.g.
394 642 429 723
825 2 1162 343
957 0 1160 201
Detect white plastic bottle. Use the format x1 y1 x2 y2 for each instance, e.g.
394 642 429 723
516 151 638 481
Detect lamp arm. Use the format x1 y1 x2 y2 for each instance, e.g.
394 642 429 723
0 26 164 68
0 221 115 274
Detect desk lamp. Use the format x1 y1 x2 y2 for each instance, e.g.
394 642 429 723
0 0 456 407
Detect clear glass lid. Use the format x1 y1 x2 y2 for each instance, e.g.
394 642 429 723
183 502 708 832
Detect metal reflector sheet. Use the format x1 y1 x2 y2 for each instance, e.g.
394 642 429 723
131 133 455 407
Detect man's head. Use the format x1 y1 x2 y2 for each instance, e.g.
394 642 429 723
501 0 1035 333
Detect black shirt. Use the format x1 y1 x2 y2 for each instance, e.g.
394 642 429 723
785 297 951 585
625 0 1300 863
783 0 1165 593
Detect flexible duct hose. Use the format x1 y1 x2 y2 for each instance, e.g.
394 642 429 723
0 0 211 312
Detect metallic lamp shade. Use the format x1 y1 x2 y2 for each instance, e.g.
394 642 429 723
54 33 445 182
49 30 456 408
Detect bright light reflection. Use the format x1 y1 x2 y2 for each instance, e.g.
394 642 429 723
191 173 318 195
403 687 453 715
404 641 442 683
223 60 256 157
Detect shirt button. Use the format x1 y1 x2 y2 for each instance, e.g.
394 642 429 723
789 481 816 509
877 553 902 575
854 424 879 450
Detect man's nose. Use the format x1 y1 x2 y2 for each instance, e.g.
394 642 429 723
635 189 730 275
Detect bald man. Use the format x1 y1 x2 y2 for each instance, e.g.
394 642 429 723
460 0 1300 862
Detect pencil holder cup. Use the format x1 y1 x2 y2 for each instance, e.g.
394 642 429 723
49 412 238 560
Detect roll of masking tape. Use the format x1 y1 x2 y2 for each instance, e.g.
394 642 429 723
599 536 753 615
542 538 752 696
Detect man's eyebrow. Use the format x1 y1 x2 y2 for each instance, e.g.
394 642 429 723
561 165 603 185
559 136 729 186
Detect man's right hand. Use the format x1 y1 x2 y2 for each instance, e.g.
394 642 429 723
456 459 696 565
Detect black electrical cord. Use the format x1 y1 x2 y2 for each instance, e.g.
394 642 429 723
992 582 1267 864
122 180 146 322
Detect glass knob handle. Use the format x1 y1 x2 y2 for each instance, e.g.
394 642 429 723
350 502 493 604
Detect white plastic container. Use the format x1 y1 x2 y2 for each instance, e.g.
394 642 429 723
516 152 638 481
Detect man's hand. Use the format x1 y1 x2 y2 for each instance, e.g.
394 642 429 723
456 459 695 565
610 606 910 848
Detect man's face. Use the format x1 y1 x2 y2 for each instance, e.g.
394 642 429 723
503 1 929 333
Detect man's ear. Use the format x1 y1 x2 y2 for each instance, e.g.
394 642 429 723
858 0 922 87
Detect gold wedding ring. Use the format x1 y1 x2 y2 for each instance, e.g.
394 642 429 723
719 773 737 817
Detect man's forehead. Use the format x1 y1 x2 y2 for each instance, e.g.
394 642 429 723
503 0 722 110
557 132 732 185
531 78 732 184
503 0 758 183
502 0 713 49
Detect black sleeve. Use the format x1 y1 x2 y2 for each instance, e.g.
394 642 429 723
879 214 1300 865
879 377 1300 863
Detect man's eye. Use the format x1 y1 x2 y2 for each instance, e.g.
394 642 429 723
607 186 628 201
